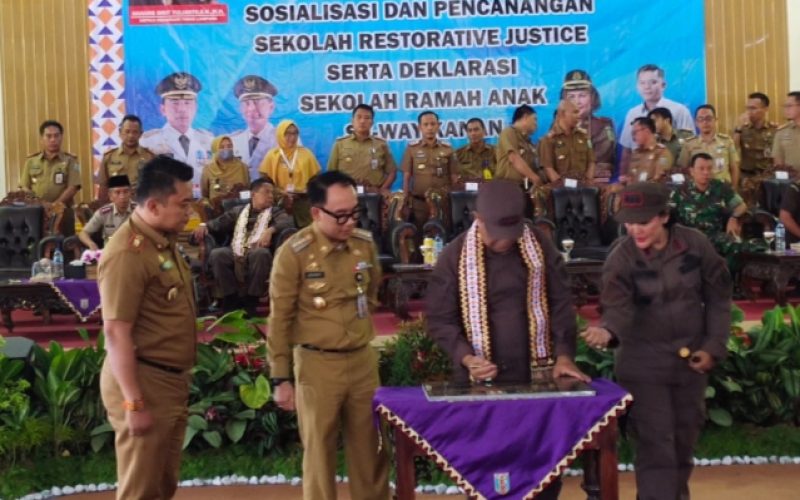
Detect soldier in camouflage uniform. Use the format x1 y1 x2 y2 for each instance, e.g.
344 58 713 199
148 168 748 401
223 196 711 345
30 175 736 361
670 153 765 273
733 92 778 207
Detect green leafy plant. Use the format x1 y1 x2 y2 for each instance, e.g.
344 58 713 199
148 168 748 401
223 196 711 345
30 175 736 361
379 317 451 386
707 304 800 426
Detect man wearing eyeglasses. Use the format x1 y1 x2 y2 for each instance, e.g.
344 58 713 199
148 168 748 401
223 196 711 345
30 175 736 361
267 170 389 499
677 104 740 189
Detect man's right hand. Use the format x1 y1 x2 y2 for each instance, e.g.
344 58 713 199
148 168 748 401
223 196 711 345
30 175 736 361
461 354 498 382
274 381 296 411
127 408 154 436
192 224 207 243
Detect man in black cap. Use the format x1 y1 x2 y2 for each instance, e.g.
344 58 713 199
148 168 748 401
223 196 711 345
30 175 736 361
141 71 213 185
229 75 279 179
426 180 588 499
583 182 730 500
78 175 135 249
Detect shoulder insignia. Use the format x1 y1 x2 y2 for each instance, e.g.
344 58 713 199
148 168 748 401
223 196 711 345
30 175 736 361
26 151 40 158
290 233 313 253
128 232 145 252
438 140 453 148
371 135 387 143
335 135 349 142
352 228 373 241
99 204 113 214
102 148 118 159
409 139 423 147
717 133 731 140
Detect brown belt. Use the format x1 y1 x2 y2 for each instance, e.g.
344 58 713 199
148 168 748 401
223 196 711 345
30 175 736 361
300 344 366 354
137 356 184 374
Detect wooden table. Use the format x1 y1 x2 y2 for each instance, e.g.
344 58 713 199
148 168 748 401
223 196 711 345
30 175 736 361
739 251 800 305
0 281 67 331
386 258 605 318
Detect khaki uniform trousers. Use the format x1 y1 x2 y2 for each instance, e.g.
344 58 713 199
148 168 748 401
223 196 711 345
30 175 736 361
100 361 190 500
620 374 707 500
294 345 390 500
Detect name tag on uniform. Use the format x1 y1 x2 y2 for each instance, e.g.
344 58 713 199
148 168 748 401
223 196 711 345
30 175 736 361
775 171 789 180
239 190 251 200
356 185 365 194
370 158 379 170
54 172 65 185
465 182 479 192
671 173 686 184
564 178 578 189
305 271 325 279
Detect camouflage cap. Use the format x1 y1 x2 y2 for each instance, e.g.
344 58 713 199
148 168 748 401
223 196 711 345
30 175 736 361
615 182 670 224
562 69 593 91
234 75 278 102
156 72 201 99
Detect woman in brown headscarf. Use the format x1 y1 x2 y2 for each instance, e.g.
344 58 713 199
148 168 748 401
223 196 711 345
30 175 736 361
258 119 321 227
201 135 250 203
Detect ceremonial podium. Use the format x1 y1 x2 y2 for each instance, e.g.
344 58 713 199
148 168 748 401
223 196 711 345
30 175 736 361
374 379 631 499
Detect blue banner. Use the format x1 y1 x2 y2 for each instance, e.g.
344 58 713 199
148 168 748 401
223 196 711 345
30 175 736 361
123 0 706 186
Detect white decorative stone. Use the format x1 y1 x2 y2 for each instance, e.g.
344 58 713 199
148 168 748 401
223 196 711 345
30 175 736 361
51 487 62 496
336 475 343 482
97 483 108 492
446 486 460 494
259 475 269 485
414 486 424 493
769 455 778 463
75 485 85 493
221 476 232 486
709 459 721 466
211 477 222 486
793 457 800 465
290 477 302 486
699 458 710 466
62 486 75 495
722 456 732 466
276 474 287 483
249 476 259 485
435 484 448 494
236 476 248 485
192 479 204 487
617 464 626 472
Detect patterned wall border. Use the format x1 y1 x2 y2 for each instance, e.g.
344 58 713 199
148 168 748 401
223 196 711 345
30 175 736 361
87 0 125 181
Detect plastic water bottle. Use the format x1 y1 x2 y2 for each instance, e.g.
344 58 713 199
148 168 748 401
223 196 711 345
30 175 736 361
434 235 443 260
52 248 64 279
775 222 786 252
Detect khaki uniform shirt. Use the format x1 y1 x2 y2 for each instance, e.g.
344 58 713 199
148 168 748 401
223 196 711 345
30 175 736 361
99 211 197 371
772 122 800 169
495 126 537 183
200 159 250 202
628 143 673 183
455 142 496 180
658 129 694 168
82 202 135 242
327 134 397 187
267 225 381 378
538 124 595 181
738 122 777 174
677 134 739 182
98 146 155 190
20 151 81 202
400 139 457 196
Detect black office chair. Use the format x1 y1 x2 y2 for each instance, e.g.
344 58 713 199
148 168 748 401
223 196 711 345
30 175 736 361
449 191 478 240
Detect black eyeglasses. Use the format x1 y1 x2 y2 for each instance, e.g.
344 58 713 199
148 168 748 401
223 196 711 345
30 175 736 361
317 206 363 225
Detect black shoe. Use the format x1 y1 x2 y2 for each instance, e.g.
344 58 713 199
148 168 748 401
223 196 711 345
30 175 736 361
243 295 260 318
222 294 243 313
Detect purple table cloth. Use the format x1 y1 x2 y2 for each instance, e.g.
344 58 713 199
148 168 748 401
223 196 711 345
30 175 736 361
374 379 632 499
48 279 101 321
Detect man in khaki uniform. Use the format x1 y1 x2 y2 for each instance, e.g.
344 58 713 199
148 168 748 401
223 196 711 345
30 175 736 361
539 100 596 185
772 91 800 170
269 171 389 500
454 117 496 181
401 111 458 230
99 157 196 499
733 92 778 206
624 117 673 184
20 120 81 236
495 104 540 187
328 104 397 194
678 105 739 188
97 115 155 202
648 107 694 168
78 175 135 250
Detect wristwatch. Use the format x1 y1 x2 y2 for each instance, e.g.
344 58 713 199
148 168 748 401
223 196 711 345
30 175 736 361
270 378 292 389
